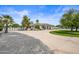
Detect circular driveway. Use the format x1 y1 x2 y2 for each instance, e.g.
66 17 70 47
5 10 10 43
17 30 79 54
0 32 52 54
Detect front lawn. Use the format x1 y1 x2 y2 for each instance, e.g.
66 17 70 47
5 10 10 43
50 30 79 37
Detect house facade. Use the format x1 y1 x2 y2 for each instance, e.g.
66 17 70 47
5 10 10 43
30 23 54 30
5 23 54 31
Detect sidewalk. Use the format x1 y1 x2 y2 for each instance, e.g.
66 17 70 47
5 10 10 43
16 30 79 54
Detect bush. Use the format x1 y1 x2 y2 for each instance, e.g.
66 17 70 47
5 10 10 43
35 25 40 30
0 23 3 31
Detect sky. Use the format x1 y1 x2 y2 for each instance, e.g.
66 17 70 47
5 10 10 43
0 5 79 25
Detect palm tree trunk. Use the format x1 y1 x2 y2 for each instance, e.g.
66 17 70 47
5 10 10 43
5 23 8 33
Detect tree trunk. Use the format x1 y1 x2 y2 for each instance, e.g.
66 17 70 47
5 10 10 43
5 24 8 33
76 27 78 32
71 27 73 31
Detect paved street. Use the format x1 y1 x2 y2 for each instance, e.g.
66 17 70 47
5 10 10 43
0 32 52 54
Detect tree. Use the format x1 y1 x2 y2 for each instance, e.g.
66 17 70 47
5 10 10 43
73 11 79 31
3 15 14 33
12 23 20 28
36 19 39 23
22 16 30 30
56 25 62 28
60 9 76 31
0 16 3 31
35 19 40 30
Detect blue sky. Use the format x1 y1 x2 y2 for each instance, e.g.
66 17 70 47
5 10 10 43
0 5 79 25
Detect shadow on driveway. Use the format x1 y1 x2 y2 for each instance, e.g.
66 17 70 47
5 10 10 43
0 32 53 54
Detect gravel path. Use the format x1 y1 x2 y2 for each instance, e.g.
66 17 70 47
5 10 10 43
0 32 52 54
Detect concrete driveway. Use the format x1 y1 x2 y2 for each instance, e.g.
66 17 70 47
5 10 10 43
0 32 52 54
17 30 79 54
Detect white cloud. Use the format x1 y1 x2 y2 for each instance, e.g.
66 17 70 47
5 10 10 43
54 6 63 13
16 10 29 17
0 9 29 16
30 12 62 25
0 6 70 25
0 8 30 24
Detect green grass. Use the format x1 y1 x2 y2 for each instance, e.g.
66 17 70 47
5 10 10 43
50 30 79 37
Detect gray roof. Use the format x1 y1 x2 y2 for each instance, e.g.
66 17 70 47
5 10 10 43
31 23 54 27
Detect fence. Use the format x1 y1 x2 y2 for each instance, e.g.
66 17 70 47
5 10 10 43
3 27 26 31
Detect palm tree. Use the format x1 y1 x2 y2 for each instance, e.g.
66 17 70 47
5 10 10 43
22 16 30 30
35 19 40 30
0 16 3 23
3 15 14 33
36 19 39 23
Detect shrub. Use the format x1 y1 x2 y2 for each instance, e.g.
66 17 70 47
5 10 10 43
0 23 3 31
